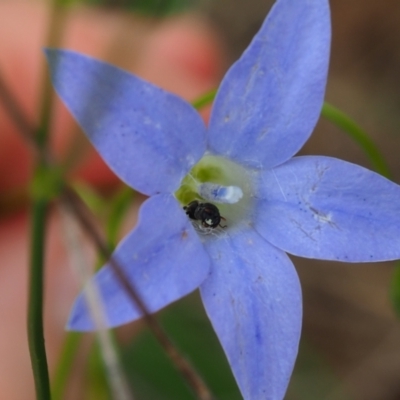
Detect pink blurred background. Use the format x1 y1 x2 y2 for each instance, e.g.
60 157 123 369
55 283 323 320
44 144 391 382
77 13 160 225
1 0 400 399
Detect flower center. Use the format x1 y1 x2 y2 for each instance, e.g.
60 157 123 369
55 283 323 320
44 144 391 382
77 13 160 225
175 154 253 236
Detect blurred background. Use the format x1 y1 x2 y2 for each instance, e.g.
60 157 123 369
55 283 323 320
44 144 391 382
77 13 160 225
1 0 400 399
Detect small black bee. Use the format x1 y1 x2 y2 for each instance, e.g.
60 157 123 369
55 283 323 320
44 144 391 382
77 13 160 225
184 200 226 229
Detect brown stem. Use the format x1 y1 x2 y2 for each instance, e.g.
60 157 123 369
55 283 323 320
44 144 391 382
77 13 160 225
0 75 56 169
62 187 213 400
0 69 213 400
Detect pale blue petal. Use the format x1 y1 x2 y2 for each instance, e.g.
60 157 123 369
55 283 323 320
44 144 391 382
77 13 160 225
200 228 302 400
208 0 330 169
68 194 210 331
46 49 206 196
254 156 400 262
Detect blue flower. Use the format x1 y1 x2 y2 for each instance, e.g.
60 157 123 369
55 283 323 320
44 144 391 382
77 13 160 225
46 0 400 399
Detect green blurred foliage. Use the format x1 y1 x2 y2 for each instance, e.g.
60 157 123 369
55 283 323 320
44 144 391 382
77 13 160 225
390 261 400 318
119 291 352 400
121 292 242 399
79 0 196 16
87 339 112 400
287 341 353 400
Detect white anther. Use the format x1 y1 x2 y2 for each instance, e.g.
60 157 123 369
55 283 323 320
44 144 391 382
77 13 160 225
198 183 243 204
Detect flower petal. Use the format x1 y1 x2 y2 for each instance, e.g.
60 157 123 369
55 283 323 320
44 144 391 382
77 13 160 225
207 0 330 169
46 49 206 195
68 194 210 331
255 156 400 262
200 228 302 400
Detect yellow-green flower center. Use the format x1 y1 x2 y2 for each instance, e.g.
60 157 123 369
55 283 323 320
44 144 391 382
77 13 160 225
175 154 253 235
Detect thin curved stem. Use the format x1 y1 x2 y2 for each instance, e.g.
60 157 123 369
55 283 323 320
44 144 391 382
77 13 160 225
28 197 51 400
321 102 391 179
27 3 68 398
0 67 213 400
62 188 214 400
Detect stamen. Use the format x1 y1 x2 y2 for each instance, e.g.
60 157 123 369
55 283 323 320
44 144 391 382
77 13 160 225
198 183 243 204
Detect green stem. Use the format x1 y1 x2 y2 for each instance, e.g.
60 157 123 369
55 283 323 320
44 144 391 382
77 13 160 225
321 102 391 178
37 3 65 147
27 2 67 398
192 89 217 110
106 186 135 250
28 197 51 400
191 90 391 179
